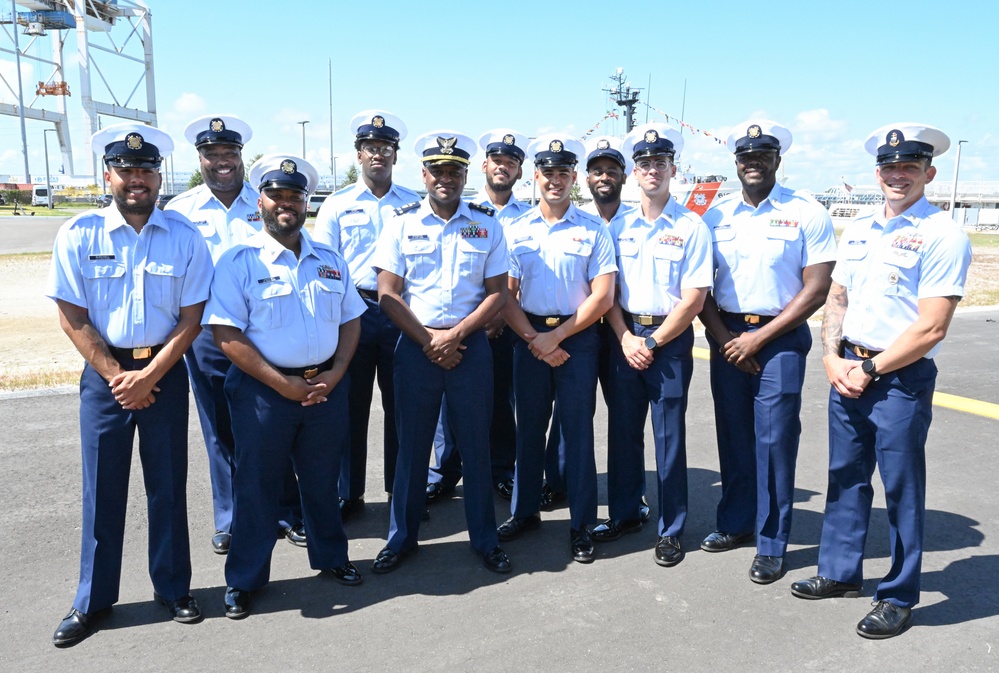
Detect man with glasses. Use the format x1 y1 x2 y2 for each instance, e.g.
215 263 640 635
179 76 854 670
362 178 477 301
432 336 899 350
314 111 420 521
498 134 617 564
206 154 366 619
371 131 511 575
596 124 711 568
699 120 836 584
168 115 303 553
425 129 531 505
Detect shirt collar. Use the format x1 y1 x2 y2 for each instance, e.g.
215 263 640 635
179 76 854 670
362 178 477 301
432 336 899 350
249 227 317 262
418 196 472 224
103 201 170 233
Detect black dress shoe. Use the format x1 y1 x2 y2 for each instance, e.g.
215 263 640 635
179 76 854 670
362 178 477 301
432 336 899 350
371 545 417 574
639 497 651 524
540 483 567 510
476 546 512 574
324 562 363 586
570 528 595 564
700 530 753 552
494 478 514 500
339 497 365 522
497 514 542 541
53 608 94 647
154 593 202 623
283 524 307 547
654 536 684 567
224 587 250 620
425 482 455 504
591 518 643 542
856 600 912 639
211 531 231 555
749 555 784 584
790 575 862 600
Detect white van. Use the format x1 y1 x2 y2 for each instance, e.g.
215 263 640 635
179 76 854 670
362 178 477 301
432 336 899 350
31 185 50 207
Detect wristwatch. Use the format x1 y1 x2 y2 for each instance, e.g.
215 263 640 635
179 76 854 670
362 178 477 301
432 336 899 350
861 358 880 381
644 335 658 351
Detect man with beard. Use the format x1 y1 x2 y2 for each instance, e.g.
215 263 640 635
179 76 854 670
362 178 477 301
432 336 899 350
206 155 366 619
498 134 617 564
48 123 213 645
371 131 511 575
313 110 420 521
595 124 712 568
425 129 530 505
792 124 970 639
699 120 836 584
167 115 303 553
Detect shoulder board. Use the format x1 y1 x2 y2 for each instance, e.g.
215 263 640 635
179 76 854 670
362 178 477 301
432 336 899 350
469 202 495 217
393 202 420 216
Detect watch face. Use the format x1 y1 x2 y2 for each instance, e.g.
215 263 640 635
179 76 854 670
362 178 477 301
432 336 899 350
645 336 657 350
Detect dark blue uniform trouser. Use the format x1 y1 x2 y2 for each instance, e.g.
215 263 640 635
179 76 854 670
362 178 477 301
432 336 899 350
428 327 517 486
511 323 599 531
607 324 693 536
819 354 935 609
387 331 498 554
707 319 810 556
73 357 191 614
340 295 400 499
224 368 350 592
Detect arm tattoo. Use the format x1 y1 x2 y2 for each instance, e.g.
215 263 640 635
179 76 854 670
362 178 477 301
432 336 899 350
821 283 848 357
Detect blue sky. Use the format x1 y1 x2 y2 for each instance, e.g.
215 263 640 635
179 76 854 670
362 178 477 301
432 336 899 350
1 0 996 192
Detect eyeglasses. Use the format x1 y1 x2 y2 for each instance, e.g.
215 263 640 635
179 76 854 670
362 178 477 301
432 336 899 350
636 159 671 173
360 144 396 157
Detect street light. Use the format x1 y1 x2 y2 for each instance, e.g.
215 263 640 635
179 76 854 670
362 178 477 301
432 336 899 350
298 120 310 158
43 128 58 209
947 140 968 220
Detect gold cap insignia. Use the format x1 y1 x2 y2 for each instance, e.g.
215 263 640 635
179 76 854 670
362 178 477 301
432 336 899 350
644 130 659 143
437 136 457 154
888 130 901 147
597 139 610 150
550 140 563 153
502 134 515 145
280 159 297 174
748 125 762 138
210 118 225 133
372 115 385 128
125 133 143 150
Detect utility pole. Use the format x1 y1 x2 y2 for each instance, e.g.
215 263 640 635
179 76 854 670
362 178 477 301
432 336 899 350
298 120 309 158
604 68 643 132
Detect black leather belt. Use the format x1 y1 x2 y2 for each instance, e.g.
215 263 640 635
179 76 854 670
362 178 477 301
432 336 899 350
276 356 335 379
626 312 667 327
721 311 775 326
842 340 883 359
524 312 571 328
109 344 164 361
357 288 378 302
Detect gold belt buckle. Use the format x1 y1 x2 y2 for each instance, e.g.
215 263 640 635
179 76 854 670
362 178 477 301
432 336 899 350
638 315 654 326
744 314 761 325
545 317 560 328
854 346 871 358
303 367 319 379
132 347 152 359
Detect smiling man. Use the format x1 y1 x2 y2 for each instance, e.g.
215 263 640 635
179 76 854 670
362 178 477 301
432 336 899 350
48 123 213 646
699 120 837 584
792 124 971 639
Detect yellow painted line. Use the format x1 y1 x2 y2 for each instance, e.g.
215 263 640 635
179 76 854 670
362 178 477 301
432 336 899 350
691 347 998 420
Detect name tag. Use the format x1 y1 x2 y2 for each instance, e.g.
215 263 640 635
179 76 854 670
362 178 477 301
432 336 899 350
407 234 429 241
88 254 116 261
513 235 533 245
256 276 280 284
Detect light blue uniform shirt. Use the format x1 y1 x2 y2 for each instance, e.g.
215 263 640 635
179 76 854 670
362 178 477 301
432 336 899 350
165 182 262 265
834 196 971 358
473 189 532 228
312 180 422 291
507 203 617 316
372 198 509 329
205 230 366 368
703 183 837 315
611 196 713 315
46 206 213 348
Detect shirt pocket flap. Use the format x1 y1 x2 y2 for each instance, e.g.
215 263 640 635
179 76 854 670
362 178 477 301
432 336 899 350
511 238 540 256
765 225 801 241
711 225 735 243
884 248 919 269
457 238 489 255
402 239 436 255
616 239 639 257
341 212 371 228
144 262 181 277
653 243 684 261
83 261 126 279
255 282 293 300
315 278 345 295
843 240 869 261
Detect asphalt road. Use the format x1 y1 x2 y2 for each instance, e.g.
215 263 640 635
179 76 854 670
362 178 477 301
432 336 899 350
0 216 68 255
1 311 996 672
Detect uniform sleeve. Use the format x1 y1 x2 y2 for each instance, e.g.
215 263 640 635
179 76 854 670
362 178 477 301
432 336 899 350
800 202 838 267
680 216 714 290
917 226 972 300
587 224 618 280
483 216 509 279
179 230 214 307
338 262 367 323
311 197 341 252
371 215 405 278
831 220 865 288
204 249 250 330
45 221 87 308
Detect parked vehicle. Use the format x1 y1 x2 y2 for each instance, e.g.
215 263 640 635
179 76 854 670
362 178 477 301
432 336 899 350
307 193 328 217
156 193 177 210
31 185 51 207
